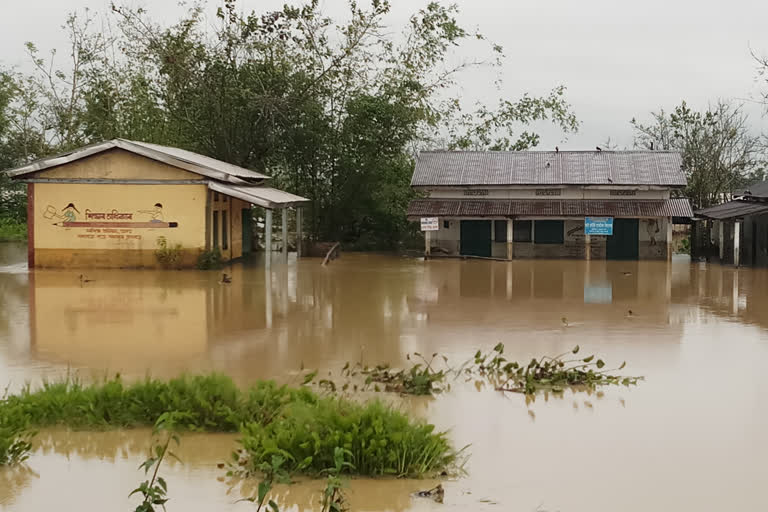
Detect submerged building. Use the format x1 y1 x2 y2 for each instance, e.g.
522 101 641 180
692 181 768 267
407 150 693 260
7 139 309 268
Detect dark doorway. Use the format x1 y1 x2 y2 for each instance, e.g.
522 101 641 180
606 218 639 260
753 222 758 266
242 208 254 253
460 220 492 257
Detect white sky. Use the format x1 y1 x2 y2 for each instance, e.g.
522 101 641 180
1 0 767 149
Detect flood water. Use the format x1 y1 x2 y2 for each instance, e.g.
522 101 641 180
1 242 767 511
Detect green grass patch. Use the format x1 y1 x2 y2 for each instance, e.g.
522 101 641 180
0 374 460 476
0 217 26 242
0 408 34 466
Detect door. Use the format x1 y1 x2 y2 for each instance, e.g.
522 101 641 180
460 220 492 257
242 208 253 254
606 218 639 260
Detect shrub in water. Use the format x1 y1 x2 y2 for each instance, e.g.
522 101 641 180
0 408 34 466
234 398 459 478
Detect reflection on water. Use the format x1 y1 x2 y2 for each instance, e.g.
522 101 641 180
1 243 768 511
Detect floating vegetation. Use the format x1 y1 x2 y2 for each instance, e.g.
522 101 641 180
310 344 642 398
472 343 643 395
130 413 182 512
232 399 463 478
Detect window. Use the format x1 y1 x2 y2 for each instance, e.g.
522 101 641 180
494 220 507 242
443 220 450 229
214 192 219 202
212 211 219 249
513 220 532 242
534 220 564 244
222 210 229 250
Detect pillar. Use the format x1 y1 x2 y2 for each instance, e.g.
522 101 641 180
734 220 740 266
584 234 591 261
718 220 724 261
296 207 303 258
667 217 674 261
424 230 432 258
282 208 288 262
265 209 273 268
506 219 514 260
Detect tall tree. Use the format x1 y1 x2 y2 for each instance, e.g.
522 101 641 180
631 100 764 209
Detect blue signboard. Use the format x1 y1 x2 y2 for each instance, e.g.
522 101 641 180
585 217 614 236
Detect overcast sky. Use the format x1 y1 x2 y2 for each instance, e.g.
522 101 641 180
2 0 767 149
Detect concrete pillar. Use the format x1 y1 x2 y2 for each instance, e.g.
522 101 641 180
296 208 303 258
718 221 724 261
282 208 288 262
265 209 273 268
734 220 740 266
666 217 673 261
506 219 514 260
584 234 591 261
265 266 273 328
424 230 432 258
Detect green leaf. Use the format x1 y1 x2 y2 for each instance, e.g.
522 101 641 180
572 345 580 354
596 359 605 369
258 480 271 503
619 361 626 370
302 370 318 385
582 355 594 363
268 499 280 512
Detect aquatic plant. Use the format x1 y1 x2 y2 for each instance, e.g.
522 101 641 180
320 447 352 512
239 454 290 512
472 343 643 395
0 408 34 466
233 398 461 478
154 237 184 269
130 413 183 512
196 248 224 269
355 353 450 396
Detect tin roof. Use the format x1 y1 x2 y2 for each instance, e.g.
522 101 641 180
208 182 309 209
742 181 768 198
411 151 687 187
407 198 693 218
6 139 269 184
694 200 768 220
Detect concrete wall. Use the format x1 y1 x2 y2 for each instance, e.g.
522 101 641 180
745 213 768 267
639 218 669 260
427 216 670 260
209 191 248 261
32 182 207 268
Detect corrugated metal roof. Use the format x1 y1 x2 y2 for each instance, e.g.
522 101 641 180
743 181 768 198
6 139 269 184
209 183 309 209
408 198 693 218
411 151 686 187
695 200 768 220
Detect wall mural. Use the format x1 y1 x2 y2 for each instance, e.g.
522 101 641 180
42 202 178 242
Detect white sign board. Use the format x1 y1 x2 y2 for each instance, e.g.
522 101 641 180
420 217 439 231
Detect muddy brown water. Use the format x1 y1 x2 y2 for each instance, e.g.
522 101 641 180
1 242 767 511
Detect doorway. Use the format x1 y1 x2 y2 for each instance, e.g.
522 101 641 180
460 220 492 257
242 208 254 254
606 218 639 260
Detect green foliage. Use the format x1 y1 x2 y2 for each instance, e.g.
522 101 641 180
320 447 352 512
472 343 642 395
353 353 450 395
4 2 577 250
232 398 459 478
130 413 184 512
154 237 183 269
196 248 224 270
0 408 34 466
240 454 290 512
0 217 27 241
0 374 458 478
631 100 764 209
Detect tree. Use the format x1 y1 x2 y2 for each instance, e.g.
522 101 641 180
631 100 764 209
7 0 580 248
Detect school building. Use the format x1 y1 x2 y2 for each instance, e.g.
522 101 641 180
7 139 309 268
407 150 693 260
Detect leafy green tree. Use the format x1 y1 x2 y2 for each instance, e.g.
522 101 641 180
631 100 764 209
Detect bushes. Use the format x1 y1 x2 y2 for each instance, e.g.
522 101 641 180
196 248 223 269
0 217 26 241
154 237 184 269
236 398 458 478
0 374 459 477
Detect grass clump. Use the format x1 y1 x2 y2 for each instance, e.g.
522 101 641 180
0 408 34 465
0 374 459 478
233 398 460 478
196 248 224 269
